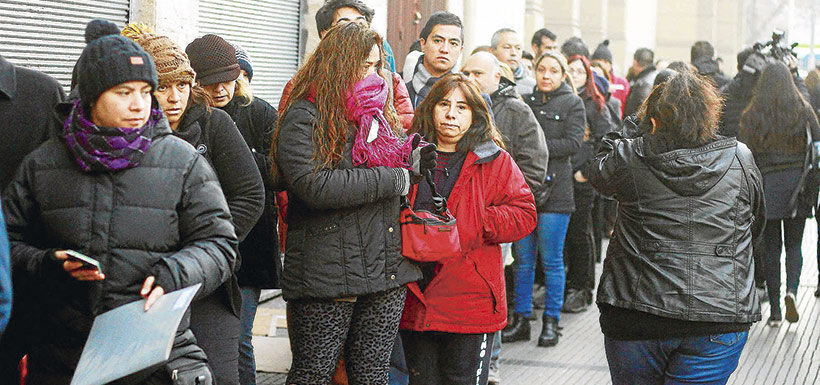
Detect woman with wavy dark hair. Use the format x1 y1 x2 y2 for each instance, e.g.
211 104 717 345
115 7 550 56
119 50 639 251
590 71 765 385
400 73 536 385
272 22 436 384
738 62 820 326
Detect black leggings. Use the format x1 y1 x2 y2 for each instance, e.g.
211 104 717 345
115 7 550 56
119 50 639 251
565 182 596 291
286 286 406 385
763 218 806 315
401 330 494 385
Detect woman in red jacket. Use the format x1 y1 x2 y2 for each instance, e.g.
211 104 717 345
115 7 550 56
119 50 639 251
401 74 537 385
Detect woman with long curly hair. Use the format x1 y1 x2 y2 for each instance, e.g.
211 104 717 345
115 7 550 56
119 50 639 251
272 22 436 384
738 62 820 326
400 73 536 385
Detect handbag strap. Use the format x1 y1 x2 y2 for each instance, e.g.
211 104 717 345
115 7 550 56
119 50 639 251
424 169 448 214
786 122 814 217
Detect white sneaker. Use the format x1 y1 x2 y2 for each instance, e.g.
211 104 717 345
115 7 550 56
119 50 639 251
488 360 501 384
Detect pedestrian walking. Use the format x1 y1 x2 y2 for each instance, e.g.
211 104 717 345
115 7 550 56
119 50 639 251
738 62 820 326
504 51 586 347
562 54 615 313
273 22 434 384
400 73 536 385
2 32 237 384
590 70 765 385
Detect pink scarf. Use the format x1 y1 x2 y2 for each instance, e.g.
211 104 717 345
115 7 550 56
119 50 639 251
346 73 418 169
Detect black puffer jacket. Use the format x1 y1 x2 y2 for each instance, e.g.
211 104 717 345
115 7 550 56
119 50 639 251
623 66 658 117
276 100 422 300
2 113 237 380
220 96 282 288
490 77 549 200
589 131 765 323
524 82 586 213
176 103 264 316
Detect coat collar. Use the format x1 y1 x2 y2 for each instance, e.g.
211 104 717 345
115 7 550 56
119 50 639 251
0 56 17 99
470 140 502 164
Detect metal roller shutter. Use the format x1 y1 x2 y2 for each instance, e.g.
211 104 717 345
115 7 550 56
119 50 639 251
198 0 302 107
0 0 130 92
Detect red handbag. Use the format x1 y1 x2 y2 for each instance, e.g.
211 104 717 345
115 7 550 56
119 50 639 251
400 172 461 262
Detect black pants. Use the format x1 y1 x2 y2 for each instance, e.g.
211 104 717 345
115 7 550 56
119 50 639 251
401 330 494 385
287 286 406 385
763 218 806 316
564 182 596 291
190 292 240 385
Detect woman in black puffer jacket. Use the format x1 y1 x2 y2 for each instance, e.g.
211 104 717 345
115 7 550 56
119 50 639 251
738 62 820 327
273 23 430 384
503 51 586 348
2 34 236 384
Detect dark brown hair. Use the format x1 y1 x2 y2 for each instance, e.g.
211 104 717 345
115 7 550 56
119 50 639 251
273 22 401 170
739 62 815 154
188 84 213 111
409 73 504 152
638 71 722 147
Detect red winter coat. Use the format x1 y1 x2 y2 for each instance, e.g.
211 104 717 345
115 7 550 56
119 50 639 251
399 142 536 334
609 75 630 116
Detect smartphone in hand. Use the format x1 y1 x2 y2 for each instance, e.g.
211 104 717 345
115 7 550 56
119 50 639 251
64 250 102 274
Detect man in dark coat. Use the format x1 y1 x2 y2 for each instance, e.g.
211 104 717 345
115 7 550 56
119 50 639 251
691 41 730 89
0 55 65 192
0 54 65 383
623 48 657 116
406 11 464 107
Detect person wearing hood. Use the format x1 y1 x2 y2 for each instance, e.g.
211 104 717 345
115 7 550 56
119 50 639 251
691 41 730 89
123 25 265 385
491 28 536 96
738 62 820 327
588 71 764 385
406 12 464 108
2 31 237 384
504 51 586 348
562 54 616 314
623 48 658 117
591 40 629 117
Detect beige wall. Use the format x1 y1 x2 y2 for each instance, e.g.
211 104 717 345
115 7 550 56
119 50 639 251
130 0 200 48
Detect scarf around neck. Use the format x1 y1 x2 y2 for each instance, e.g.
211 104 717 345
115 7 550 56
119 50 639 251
345 73 418 169
63 99 162 172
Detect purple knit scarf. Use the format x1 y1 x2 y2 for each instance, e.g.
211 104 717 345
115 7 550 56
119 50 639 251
346 73 420 169
64 100 162 172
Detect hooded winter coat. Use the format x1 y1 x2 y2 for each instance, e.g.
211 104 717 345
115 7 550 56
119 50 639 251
524 82 587 213
275 99 422 300
400 142 537 333
490 77 549 198
589 131 765 325
2 111 237 382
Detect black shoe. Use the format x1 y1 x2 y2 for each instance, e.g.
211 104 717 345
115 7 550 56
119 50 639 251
814 287 820 297
537 315 561 347
561 290 590 313
501 312 531 343
784 292 799 323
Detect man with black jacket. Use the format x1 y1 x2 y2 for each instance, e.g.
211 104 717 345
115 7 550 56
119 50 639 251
691 41 730 89
0 54 65 384
623 48 657 116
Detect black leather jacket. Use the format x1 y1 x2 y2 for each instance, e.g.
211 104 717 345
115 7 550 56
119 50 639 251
589 131 765 323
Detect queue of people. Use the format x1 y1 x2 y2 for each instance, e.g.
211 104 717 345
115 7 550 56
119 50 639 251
1 1 820 385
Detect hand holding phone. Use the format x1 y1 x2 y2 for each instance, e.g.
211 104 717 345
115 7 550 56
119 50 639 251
55 250 105 281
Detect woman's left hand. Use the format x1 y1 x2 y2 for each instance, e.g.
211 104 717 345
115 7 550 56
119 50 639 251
140 276 165 311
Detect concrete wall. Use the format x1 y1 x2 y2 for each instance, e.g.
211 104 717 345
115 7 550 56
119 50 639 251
130 0 199 48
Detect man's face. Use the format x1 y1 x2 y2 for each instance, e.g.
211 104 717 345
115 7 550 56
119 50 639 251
533 36 558 58
461 54 501 94
492 32 522 71
420 24 463 77
320 7 368 38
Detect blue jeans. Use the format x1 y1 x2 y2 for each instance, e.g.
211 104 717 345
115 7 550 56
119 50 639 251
239 287 261 385
512 213 571 319
604 332 748 385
